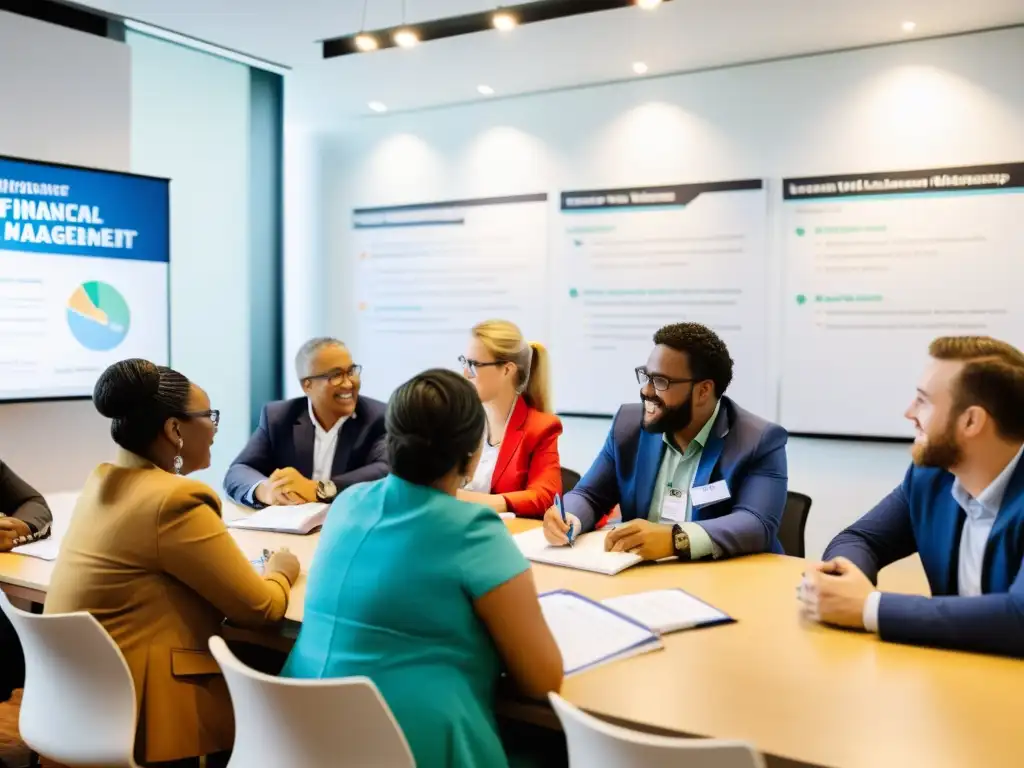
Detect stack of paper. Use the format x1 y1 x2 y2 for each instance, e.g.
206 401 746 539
514 527 642 575
227 503 328 535
601 589 734 634
539 590 662 675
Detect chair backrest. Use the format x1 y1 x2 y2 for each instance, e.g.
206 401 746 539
0 592 139 767
561 467 582 495
778 491 813 558
550 693 764 768
209 636 415 768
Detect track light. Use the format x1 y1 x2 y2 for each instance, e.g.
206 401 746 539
493 11 518 30
354 33 378 51
636 0 662 8
393 28 419 48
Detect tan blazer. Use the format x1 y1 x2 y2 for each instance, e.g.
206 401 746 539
45 451 292 764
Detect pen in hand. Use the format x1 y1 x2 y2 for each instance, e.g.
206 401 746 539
555 494 574 547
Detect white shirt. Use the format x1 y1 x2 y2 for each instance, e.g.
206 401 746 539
863 445 1024 632
465 440 501 493
309 398 350 482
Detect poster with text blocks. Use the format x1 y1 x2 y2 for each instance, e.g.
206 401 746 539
352 194 548 399
780 161 1024 438
553 180 770 418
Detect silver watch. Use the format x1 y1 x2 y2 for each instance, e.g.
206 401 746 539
316 480 337 502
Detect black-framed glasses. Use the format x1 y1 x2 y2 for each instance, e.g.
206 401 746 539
305 365 362 386
182 409 220 426
459 355 507 379
635 367 696 392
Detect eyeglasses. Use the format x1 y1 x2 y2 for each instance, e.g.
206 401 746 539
305 365 362 386
182 409 220 426
459 355 507 379
635 367 696 392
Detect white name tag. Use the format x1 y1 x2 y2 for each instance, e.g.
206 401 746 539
690 480 731 508
660 488 688 523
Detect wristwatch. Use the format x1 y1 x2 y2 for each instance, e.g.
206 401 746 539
671 524 692 561
315 480 338 502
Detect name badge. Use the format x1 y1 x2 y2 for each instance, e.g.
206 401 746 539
660 487 688 523
690 480 731 508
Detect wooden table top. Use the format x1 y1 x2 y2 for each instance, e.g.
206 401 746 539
2 506 1021 768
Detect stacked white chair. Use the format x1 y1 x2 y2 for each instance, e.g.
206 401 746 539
550 692 765 768
209 636 415 767
0 592 140 767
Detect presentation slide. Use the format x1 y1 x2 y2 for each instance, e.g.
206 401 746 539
780 161 1024 438
352 194 548 397
0 155 169 401
552 180 770 417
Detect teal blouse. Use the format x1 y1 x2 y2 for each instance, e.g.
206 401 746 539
282 475 530 767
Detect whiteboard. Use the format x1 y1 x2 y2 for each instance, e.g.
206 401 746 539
552 180 771 418
780 162 1024 437
352 194 548 398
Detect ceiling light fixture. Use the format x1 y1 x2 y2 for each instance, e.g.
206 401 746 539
477 84 495 95
901 20 916 33
368 101 388 113
354 33 378 51
324 0 678 58
493 11 518 30
393 28 419 47
632 61 648 75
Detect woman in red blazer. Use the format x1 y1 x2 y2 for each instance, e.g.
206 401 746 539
457 319 562 518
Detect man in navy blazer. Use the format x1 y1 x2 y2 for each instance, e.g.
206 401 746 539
224 338 388 507
803 336 1024 658
544 323 788 561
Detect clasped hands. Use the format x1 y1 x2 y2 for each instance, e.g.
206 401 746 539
255 467 317 507
0 518 32 553
798 556 875 630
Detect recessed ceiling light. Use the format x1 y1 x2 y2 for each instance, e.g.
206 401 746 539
901 21 916 33
354 33 378 51
493 12 518 31
477 84 495 96
632 61 649 75
368 101 387 113
636 0 662 9
393 28 419 48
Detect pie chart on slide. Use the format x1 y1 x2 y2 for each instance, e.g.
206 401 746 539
66 281 131 351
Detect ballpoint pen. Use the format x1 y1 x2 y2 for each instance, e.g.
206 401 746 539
555 493 574 547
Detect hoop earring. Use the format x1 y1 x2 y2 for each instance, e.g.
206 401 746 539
173 438 184 475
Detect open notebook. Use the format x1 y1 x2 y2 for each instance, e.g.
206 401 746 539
601 589 734 635
227 503 328 535
514 527 642 575
539 590 662 676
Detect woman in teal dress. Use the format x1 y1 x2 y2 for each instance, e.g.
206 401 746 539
282 369 563 767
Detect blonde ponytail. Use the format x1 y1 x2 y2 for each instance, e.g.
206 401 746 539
524 341 552 413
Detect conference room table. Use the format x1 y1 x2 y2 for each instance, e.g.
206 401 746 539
1 498 1022 768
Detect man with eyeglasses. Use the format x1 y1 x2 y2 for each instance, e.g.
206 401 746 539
543 322 789 561
224 337 388 507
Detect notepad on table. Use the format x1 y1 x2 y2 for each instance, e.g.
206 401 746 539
11 536 61 561
601 589 734 635
514 527 642 575
227 503 328 535
539 589 662 675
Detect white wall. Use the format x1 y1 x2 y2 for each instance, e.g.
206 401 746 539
127 31 252 488
297 27 1024 556
0 11 130 492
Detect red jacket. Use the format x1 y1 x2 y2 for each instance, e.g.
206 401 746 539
491 397 563 518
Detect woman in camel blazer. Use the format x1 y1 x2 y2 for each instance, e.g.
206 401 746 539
45 360 300 768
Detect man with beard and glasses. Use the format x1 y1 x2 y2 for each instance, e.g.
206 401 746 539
542 322 789 562
801 336 1024 658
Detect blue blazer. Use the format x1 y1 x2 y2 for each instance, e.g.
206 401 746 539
223 396 388 507
564 396 789 556
824 463 1024 658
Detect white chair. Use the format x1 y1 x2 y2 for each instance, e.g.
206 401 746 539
209 636 415 767
550 692 765 768
0 592 139 767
